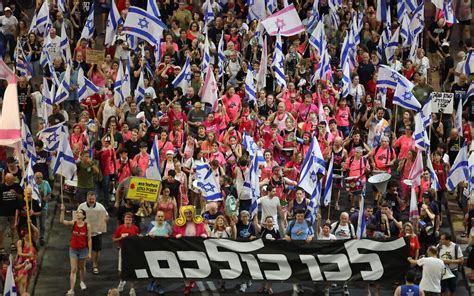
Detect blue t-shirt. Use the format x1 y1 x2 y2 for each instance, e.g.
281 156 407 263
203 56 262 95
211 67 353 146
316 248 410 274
400 284 419 296
287 220 313 240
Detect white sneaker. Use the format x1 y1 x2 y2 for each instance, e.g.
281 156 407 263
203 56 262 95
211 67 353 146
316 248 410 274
247 280 252 287
80 281 87 290
129 287 136 296
324 288 330 296
343 284 350 295
66 290 75 296
240 282 247 292
118 280 127 292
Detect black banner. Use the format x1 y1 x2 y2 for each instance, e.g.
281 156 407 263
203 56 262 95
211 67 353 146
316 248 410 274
122 237 409 282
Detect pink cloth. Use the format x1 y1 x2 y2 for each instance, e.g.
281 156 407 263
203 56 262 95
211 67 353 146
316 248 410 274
172 222 208 238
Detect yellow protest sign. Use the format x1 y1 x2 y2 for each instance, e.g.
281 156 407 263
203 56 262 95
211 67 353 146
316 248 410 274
127 177 161 202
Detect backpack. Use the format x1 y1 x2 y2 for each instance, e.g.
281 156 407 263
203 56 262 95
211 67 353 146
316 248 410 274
349 155 368 176
287 220 313 235
331 221 355 238
437 243 462 270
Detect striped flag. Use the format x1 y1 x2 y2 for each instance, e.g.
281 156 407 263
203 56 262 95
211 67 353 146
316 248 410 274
135 70 145 107
52 130 77 180
307 179 322 224
261 5 304 37
376 0 388 22
413 111 430 151
426 153 441 191
37 122 67 152
145 135 162 180
80 4 95 40
123 6 166 46
463 49 474 75
194 163 222 202
60 22 72 66
455 99 463 136
408 150 424 187
172 56 192 92
29 1 51 37
298 136 326 196
203 0 215 32
244 63 257 104
54 64 71 105
217 34 225 78
21 116 36 163
393 82 421 111
272 33 286 88
468 151 474 197
256 36 267 90
147 0 161 17
446 143 469 191
105 0 121 47
201 35 211 75
323 153 334 206
356 193 366 238
3 255 17 296
114 59 125 107
77 68 100 103
341 58 351 98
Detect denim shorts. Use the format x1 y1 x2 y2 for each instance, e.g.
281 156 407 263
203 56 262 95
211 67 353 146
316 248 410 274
69 247 89 259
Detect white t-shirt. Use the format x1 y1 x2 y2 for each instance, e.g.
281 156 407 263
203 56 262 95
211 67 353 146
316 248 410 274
77 202 109 236
438 242 463 270
259 196 280 225
417 257 444 293
0 15 18 35
46 36 62 60
318 231 336 240
330 222 355 240
414 56 430 79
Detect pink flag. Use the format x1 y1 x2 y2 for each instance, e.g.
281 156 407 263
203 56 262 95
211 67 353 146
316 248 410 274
409 187 419 221
261 5 304 37
0 58 15 83
408 150 424 187
0 82 21 146
201 65 219 112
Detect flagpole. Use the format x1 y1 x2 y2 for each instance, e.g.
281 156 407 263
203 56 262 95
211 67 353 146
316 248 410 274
24 190 33 250
60 162 64 205
393 105 399 136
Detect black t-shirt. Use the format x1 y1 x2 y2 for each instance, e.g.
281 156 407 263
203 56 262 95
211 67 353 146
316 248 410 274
202 211 224 231
440 55 454 84
17 85 33 115
18 199 41 227
124 139 140 160
181 95 200 112
0 183 23 216
236 221 256 240
451 83 469 108
447 137 464 166
260 228 281 240
357 62 375 86
33 150 50 181
161 179 181 201
428 23 448 52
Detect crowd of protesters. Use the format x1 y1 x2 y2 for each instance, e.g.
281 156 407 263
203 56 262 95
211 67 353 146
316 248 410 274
0 0 473 295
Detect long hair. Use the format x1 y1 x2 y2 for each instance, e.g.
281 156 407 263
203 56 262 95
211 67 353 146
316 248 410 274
175 205 203 227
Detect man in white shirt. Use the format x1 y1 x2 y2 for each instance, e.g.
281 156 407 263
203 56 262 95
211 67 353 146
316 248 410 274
409 246 444 295
77 191 109 275
45 28 62 60
414 48 430 82
258 185 285 231
330 212 355 240
437 233 464 296
0 7 18 61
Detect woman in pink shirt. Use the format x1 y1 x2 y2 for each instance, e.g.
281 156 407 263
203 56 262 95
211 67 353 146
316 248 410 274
260 150 278 181
334 98 351 138
208 143 226 166
397 149 416 208
132 142 150 177
157 131 174 161
393 125 415 160
221 87 242 123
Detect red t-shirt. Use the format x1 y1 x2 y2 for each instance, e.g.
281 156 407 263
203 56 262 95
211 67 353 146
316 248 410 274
113 224 140 249
70 222 88 250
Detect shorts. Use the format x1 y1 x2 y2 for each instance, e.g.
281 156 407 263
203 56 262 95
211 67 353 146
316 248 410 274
0 216 15 232
92 234 102 252
441 270 458 293
69 247 89 259
118 248 122 272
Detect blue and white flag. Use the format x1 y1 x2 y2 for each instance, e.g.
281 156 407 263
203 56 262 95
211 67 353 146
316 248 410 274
443 0 457 24
323 154 334 207
217 34 225 79
400 14 412 47
54 64 71 105
247 0 267 21
203 0 215 32
15 44 33 76
446 143 469 191
409 3 424 37
58 0 66 14
201 35 211 75
463 49 474 75
147 0 161 17
298 136 326 196
123 56 132 98
256 35 267 90
37 121 66 152
3 255 17 296
39 78 53 123
105 0 121 47
341 58 351 98
77 68 100 103
60 22 72 66
272 33 286 88
135 70 146 107
397 0 406 20
249 145 262 218
312 48 331 84
194 163 222 202
80 4 95 40
307 179 322 224
114 59 125 107
466 79 474 102
377 64 414 90
123 6 166 46
245 64 257 104
376 0 388 22
21 117 36 163
356 193 366 238
421 93 433 128
242 132 265 165
468 152 474 196
29 1 51 37
385 26 400 64
455 99 463 136
426 153 441 191
25 160 41 205
52 130 77 180
393 81 421 111
309 21 325 53
413 111 430 151
145 135 162 180
172 56 192 92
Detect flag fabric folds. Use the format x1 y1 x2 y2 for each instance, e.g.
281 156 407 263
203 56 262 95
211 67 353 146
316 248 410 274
37 122 67 152
377 65 415 90
413 111 430 151
0 82 21 147
244 64 257 104
217 34 225 79
135 69 146 107
201 65 219 112
426 153 441 191
261 5 304 37
298 136 326 196
80 5 95 40
408 150 424 188
122 6 166 46
172 57 192 92
51 130 77 180
145 135 162 180
446 143 469 191
356 194 366 238
272 34 286 88
393 81 421 112
323 154 334 206
464 49 474 75
3 255 17 296
21 117 36 163
54 65 71 105
194 164 222 202
77 68 100 103
105 0 121 46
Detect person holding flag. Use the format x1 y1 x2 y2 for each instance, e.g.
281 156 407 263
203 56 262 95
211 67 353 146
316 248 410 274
343 147 370 212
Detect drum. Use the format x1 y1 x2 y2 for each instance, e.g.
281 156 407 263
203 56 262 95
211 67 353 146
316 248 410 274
345 176 362 192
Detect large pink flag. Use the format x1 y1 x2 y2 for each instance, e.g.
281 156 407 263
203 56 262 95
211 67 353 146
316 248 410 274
0 82 21 146
201 65 219 112
0 58 15 83
408 150 424 187
261 5 304 37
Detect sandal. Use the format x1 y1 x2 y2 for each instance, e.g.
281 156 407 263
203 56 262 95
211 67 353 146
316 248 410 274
92 267 99 275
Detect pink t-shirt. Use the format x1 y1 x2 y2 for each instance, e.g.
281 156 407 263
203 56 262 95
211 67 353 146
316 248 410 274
335 106 350 127
222 95 241 122
132 152 150 177
394 135 415 159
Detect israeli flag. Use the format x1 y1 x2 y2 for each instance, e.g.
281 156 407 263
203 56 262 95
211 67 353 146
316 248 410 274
105 0 121 47
123 6 166 46
147 0 161 17
469 152 474 196
463 49 474 75
298 136 326 196
376 0 388 22
145 135 162 180
3 255 17 296
455 99 463 136
172 56 192 92
385 26 400 64
80 4 95 40
203 0 215 32
77 68 100 103
202 35 211 75
446 143 469 191
394 82 421 112
194 163 222 201
217 34 225 78
245 63 257 104
421 93 433 127
135 70 145 107
15 45 33 76
54 65 71 105
37 122 67 152
397 0 406 20
60 23 72 66
25 160 41 205
413 111 430 151
52 131 77 180
400 15 412 47
242 132 265 165
426 153 441 191
356 193 366 238
341 58 351 98
29 1 51 37
466 79 474 102
272 33 286 88
309 21 325 53
39 77 53 123
21 117 37 163
249 145 262 218
307 179 322 224
323 153 334 207
114 59 125 107
377 64 414 90
443 0 457 24
409 3 424 37
312 48 331 83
